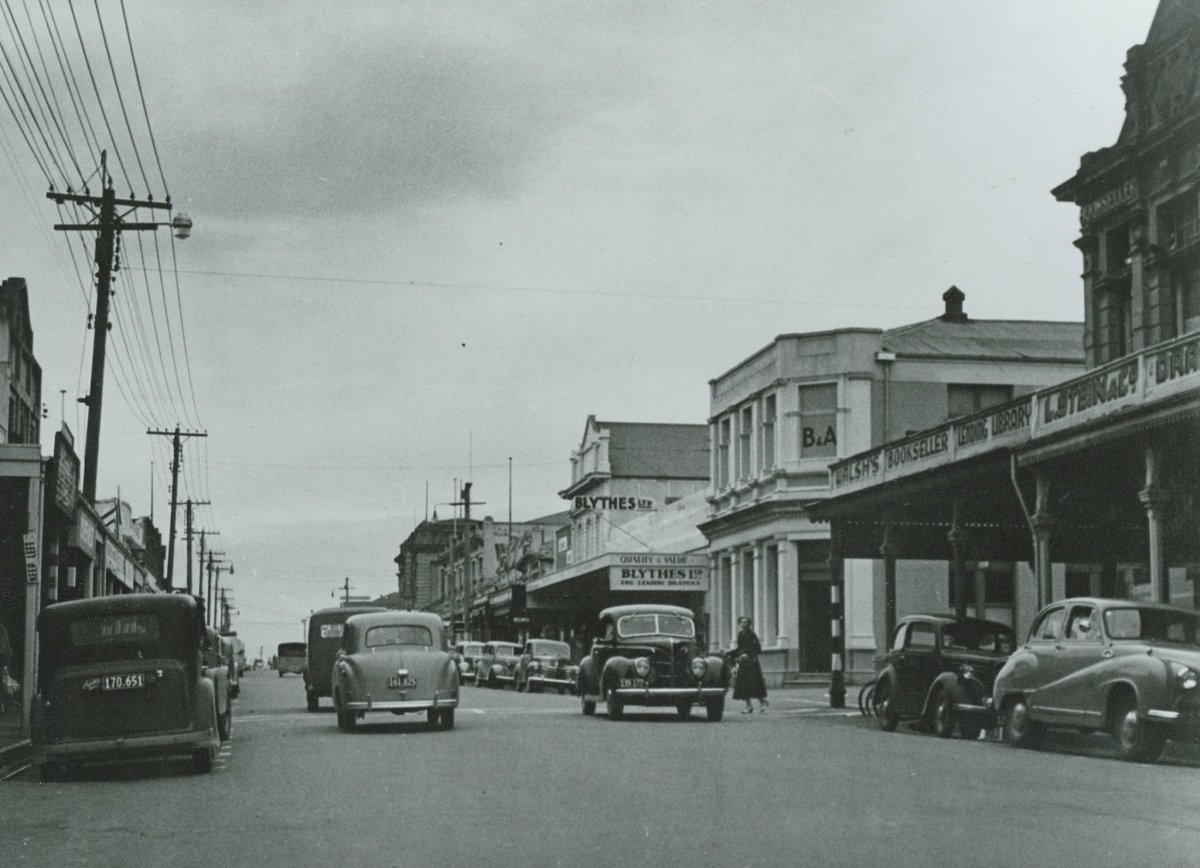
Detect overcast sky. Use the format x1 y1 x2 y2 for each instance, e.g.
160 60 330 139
0 1 1160 657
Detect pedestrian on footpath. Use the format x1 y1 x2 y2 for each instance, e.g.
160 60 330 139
731 616 768 714
0 618 12 714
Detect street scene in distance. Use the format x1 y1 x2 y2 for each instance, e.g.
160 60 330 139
1 1 1199 867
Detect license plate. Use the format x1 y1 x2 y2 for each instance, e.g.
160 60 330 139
101 673 146 691
388 676 417 688
619 678 645 689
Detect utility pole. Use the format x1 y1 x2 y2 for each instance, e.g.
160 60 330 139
206 551 227 626
211 559 234 628
49 151 186 504
147 426 207 590
335 576 353 606
449 482 484 641
182 499 211 595
197 529 219 602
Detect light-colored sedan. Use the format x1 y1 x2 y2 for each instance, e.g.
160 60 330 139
332 611 460 731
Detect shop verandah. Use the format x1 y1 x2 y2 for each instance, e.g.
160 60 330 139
809 332 1200 705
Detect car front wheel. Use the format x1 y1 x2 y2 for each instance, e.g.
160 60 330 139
306 691 319 713
1002 697 1039 749
606 687 624 720
218 703 233 741
192 747 214 774
705 696 724 722
932 689 957 738
580 681 596 715
873 679 899 732
1112 696 1166 763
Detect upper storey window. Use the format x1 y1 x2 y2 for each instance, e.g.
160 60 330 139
737 405 753 481
760 394 776 473
798 383 837 460
716 417 731 489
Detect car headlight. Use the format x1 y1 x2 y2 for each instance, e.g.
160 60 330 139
529 661 541 672
690 658 707 678
633 657 651 678
1173 663 1198 690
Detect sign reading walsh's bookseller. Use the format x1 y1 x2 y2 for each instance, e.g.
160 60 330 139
609 553 707 592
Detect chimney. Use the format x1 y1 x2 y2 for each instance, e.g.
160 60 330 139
940 285 967 322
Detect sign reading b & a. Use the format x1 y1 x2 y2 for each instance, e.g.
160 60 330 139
608 553 707 592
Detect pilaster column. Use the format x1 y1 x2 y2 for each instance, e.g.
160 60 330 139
947 499 970 621
730 550 741 641
1139 445 1169 604
1031 473 1055 609
752 545 765 636
829 526 846 709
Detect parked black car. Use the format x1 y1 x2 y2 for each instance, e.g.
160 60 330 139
305 606 386 711
577 604 729 721
873 614 1015 739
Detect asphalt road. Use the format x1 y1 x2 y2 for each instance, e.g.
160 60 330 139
3 670 1200 867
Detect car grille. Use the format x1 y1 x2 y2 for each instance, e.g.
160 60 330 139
47 665 191 741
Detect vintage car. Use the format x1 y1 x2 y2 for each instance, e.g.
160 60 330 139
993 597 1200 763
221 635 241 698
453 641 486 683
331 610 459 731
872 614 1014 739
577 604 729 721
32 594 228 777
515 638 577 694
203 626 235 738
305 605 386 711
277 641 307 677
477 641 523 689
222 632 247 676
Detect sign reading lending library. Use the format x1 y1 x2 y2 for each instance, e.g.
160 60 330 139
609 553 707 592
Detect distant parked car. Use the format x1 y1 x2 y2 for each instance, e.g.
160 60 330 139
477 641 522 689
453 641 486 684
305 606 387 711
577 605 729 721
220 636 241 699
993 598 1200 763
331 611 459 731
277 642 306 677
872 615 1014 739
32 594 227 778
516 638 577 694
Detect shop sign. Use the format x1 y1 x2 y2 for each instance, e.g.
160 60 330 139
573 495 654 511
608 553 707 592
49 430 79 516
1147 333 1200 399
71 507 99 553
1039 358 1141 431
1080 179 1137 225
23 531 38 583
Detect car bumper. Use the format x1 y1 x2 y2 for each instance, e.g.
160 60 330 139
613 686 727 705
530 675 574 688
345 696 460 713
36 728 219 764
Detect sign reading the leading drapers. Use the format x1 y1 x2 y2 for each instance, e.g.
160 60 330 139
573 495 654 511
608 553 707 592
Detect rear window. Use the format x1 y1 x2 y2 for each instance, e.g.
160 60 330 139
941 622 1014 654
461 643 484 656
366 625 433 648
63 614 165 664
318 622 345 639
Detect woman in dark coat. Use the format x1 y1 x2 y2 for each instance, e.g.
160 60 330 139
732 617 768 713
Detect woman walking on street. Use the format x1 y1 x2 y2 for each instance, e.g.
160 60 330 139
732 616 768 714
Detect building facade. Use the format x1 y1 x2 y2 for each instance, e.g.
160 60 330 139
701 290 1085 682
809 0 1200 704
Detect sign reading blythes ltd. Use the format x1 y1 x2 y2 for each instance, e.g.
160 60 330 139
573 495 654 511
608 553 707 592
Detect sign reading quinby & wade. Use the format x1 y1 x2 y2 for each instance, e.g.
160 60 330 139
608 553 707 592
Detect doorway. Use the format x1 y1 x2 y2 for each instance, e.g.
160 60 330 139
798 574 832 672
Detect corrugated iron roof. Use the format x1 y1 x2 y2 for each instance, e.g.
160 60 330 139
882 317 1084 362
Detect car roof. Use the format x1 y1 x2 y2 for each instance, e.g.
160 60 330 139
599 604 694 620
1043 597 1197 614
41 592 201 623
898 614 1013 629
309 605 387 623
345 610 443 630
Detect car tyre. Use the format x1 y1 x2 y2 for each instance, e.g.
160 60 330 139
440 709 455 730
932 689 957 739
218 704 233 742
517 675 527 692
873 679 900 732
1002 697 1040 749
581 683 596 715
192 747 214 774
1112 696 1166 763
487 671 498 690
40 762 69 782
705 696 724 722
306 691 319 713
676 701 692 720
606 686 624 721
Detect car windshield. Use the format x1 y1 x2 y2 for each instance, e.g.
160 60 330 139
278 642 305 657
1105 607 1200 647
941 622 1014 654
617 613 695 638
63 614 166 664
530 641 570 657
365 625 433 647
462 644 484 656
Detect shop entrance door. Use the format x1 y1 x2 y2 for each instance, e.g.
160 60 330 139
798 576 832 672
